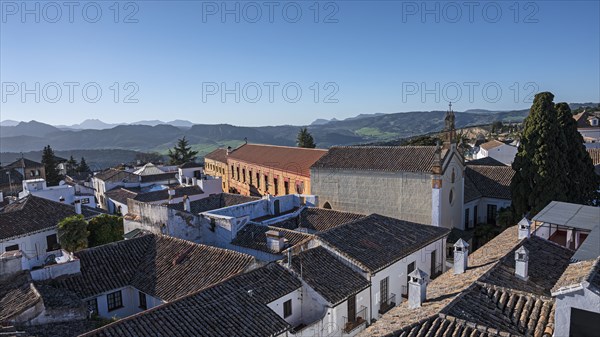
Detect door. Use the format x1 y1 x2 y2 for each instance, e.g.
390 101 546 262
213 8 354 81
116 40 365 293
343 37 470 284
274 200 280 215
347 294 356 322
430 250 437 276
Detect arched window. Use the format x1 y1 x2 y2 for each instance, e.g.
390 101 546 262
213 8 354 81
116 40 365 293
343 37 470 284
451 168 455 184
323 202 332 209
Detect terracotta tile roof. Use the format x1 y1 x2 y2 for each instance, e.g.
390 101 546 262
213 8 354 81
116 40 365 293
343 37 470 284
311 146 445 173
552 257 600 295
480 236 574 296
574 110 600 128
204 148 228 164
139 172 177 183
231 224 311 254
178 161 203 169
53 234 255 301
360 227 575 337
442 283 555 337
104 187 140 204
270 207 366 233
167 193 259 214
133 185 204 202
464 164 514 202
0 272 41 322
290 246 370 305
229 143 327 177
20 320 99 337
479 139 505 151
0 195 103 240
466 157 507 166
317 214 450 273
587 148 600 174
5 158 43 169
93 169 137 183
80 263 298 337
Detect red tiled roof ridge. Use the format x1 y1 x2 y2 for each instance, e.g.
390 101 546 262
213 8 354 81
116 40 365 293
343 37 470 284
232 143 328 152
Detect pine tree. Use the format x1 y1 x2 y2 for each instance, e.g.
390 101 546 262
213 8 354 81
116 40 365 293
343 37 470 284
77 157 90 173
297 128 316 148
42 145 61 185
510 92 570 217
555 102 599 203
66 156 78 175
168 137 198 165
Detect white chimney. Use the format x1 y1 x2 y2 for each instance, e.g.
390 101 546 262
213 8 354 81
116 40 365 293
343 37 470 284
227 146 232 155
518 218 531 239
192 177 198 186
453 238 469 274
408 268 428 308
0 191 3 200
74 199 82 214
286 249 292 268
266 230 285 253
515 246 529 280
183 195 191 212
59 196 65 203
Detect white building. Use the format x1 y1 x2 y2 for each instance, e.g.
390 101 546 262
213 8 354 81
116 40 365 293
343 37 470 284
475 139 518 165
552 257 600 337
19 178 96 208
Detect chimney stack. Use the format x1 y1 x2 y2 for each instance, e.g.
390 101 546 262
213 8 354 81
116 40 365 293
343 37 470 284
59 196 65 203
287 249 292 268
408 268 428 308
227 146 232 155
514 246 529 280
518 218 531 239
453 238 469 274
0 251 23 280
266 230 285 253
192 177 198 186
168 189 176 204
74 199 82 215
183 195 191 212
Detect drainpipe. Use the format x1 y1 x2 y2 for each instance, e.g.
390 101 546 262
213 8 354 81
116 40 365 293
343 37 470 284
369 273 373 324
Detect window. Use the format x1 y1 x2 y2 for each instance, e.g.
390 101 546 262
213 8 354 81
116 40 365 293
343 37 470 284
87 298 98 316
273 178 279 195
380 277 389 304
242 169 246 183
138 291 147 310
236 167 240 181
347 294 357 321
264 174 269 191
449 189 454 204
487 204 497 225
231 165 234 178
5 244 19 252
283 299 292 318
249 170 253 185
46 234 59 251
107 290 123 311
256 173 260 188
464 208 470 228
284 181 289 195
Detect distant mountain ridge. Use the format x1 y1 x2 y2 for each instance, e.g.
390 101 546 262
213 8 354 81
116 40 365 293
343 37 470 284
52 119 196 130
1 103 597 156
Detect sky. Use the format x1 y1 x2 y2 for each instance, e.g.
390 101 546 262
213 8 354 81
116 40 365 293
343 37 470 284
1 0 599 126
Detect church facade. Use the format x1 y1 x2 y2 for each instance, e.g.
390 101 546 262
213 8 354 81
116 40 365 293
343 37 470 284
310 106 466 230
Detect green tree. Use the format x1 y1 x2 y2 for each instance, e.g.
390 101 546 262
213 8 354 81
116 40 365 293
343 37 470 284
77 157 90 173
296 128 316 148
57 215 88 252
66 156 78 175
42 145 62 185
135 152 164 165
168 137 199 165
555 102 599 203
510 92 570 217
87 215 124 247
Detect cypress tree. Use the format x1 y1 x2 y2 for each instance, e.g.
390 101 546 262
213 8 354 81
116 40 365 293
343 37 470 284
510 92 570 216
66 156 78 175
77 157 90 173
168 137 199 165
42 145 61 185
555 102 599 203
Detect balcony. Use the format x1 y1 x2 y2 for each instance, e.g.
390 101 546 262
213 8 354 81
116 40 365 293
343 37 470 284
378 293 396 315
342 306 367 334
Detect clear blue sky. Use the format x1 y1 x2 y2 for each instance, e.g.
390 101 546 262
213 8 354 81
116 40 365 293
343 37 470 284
1 0 599 126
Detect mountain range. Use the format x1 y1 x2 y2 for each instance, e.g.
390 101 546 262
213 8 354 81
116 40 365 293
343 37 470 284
1 103 596 168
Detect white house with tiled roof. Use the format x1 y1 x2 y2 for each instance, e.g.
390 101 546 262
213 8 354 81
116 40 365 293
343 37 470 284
475 139 518 164
311 106 466 230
